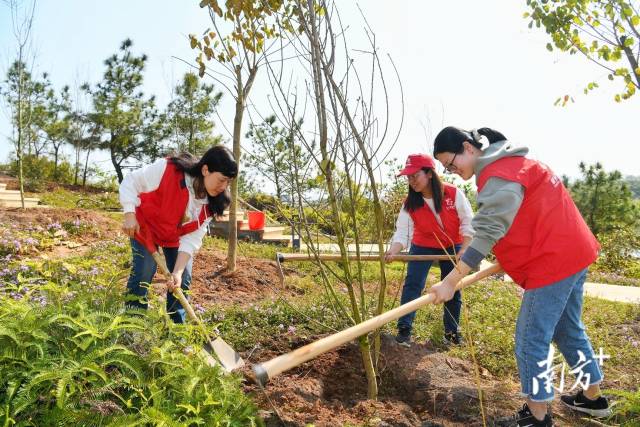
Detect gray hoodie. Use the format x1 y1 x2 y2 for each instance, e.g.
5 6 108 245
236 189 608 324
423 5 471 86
460 140 529 269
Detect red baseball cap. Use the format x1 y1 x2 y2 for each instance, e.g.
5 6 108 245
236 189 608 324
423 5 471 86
397 154 435 176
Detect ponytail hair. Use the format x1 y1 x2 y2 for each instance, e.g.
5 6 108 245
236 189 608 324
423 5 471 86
168 145 238 216
433 126 507 156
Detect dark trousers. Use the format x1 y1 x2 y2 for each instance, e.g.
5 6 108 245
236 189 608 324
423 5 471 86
125 238 192 323
397 243 462 334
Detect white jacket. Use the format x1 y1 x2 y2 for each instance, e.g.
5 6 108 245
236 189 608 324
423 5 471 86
390 186 474 250
119 158 211 256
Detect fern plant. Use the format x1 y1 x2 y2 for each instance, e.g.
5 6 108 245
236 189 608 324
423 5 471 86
0 251 259 427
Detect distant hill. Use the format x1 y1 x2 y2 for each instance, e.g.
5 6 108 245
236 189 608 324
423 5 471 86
626 175 640 199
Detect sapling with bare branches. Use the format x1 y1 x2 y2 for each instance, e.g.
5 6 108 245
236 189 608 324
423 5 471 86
262 0 404 399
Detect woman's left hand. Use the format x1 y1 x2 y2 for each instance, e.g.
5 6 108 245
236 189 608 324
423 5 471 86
166 272 182 293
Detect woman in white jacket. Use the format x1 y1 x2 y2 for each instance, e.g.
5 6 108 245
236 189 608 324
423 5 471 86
386 154 474 346
119 146 237 323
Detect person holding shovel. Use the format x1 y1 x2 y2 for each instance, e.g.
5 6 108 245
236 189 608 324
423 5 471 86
429 126 610 427
386 153 474 347
119 146 237 323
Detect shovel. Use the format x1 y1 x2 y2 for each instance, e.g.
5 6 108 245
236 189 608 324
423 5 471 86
277 253 454 262
252 262 503 386
133 227 244 372
275 252 455 285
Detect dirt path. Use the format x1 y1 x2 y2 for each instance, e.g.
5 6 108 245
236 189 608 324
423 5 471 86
583 281 640 303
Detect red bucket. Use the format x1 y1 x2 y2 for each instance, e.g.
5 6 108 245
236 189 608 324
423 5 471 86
247 211 266 230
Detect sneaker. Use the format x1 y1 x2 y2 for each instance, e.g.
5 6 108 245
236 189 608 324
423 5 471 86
395 328 411 347
496 403 553 427
560 390 611 418
443 331 464 346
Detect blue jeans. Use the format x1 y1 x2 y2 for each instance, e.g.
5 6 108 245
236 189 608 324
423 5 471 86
125 238 192 323
397 244 462 335
515 268 603 401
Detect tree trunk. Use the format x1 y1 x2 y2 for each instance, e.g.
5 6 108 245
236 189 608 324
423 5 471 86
227 66 244 273
53 144 59 179
17 47 26 209
17 111 25 209
82 148 91 188
111 147 124 183
188 97 195 153
275 179 282 202
74 143 81 185
358 337 378 399
321 57 389 366
303 0 378 398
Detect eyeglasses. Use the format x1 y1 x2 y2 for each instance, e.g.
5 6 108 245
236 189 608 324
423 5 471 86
443 153 458 173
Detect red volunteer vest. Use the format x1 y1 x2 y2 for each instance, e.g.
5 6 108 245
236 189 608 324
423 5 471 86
136 161 211 248
409 184 463 248
477 156 599 290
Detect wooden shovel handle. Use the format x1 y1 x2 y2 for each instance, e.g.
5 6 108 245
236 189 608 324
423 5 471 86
151 252 207 331
253 262 503 386
278 253 453 262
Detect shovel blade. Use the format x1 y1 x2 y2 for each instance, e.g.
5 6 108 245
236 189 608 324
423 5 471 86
204 337 245 371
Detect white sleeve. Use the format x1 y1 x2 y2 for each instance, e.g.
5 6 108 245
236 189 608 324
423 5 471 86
455 188 475 238
119 159 167 213
389 206 413 250
178 217 212 256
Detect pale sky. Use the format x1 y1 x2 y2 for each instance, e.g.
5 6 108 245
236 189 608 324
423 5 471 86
1 1 638 182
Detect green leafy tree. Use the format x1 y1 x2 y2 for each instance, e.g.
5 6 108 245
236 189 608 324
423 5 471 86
190 0 297 272
526 0 640 104
1 0 37 208
3 64 50 159
84 39 168 183
37 85 74 179
64 109 100 187
245 115 312 202
569 162 639 235
597 226 640 276
245 116 288 201
25 72 52 159
625 175 640 198
167 72 223 156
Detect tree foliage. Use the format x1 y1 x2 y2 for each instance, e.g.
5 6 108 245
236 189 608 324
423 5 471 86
625 175 640 198
190 0 297 272
568 162 640 276
38 84 73 178
245 115 313 202
2 61 49 158
166 72 223 156
526 0 640 104
84 39 168 183
569 162 639 235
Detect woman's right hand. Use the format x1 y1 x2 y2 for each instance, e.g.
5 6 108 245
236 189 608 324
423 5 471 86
384 242 403 263
122 212 140 238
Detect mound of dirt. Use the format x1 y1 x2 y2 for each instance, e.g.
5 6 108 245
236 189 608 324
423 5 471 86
190 250 303 307
246 334 521 427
